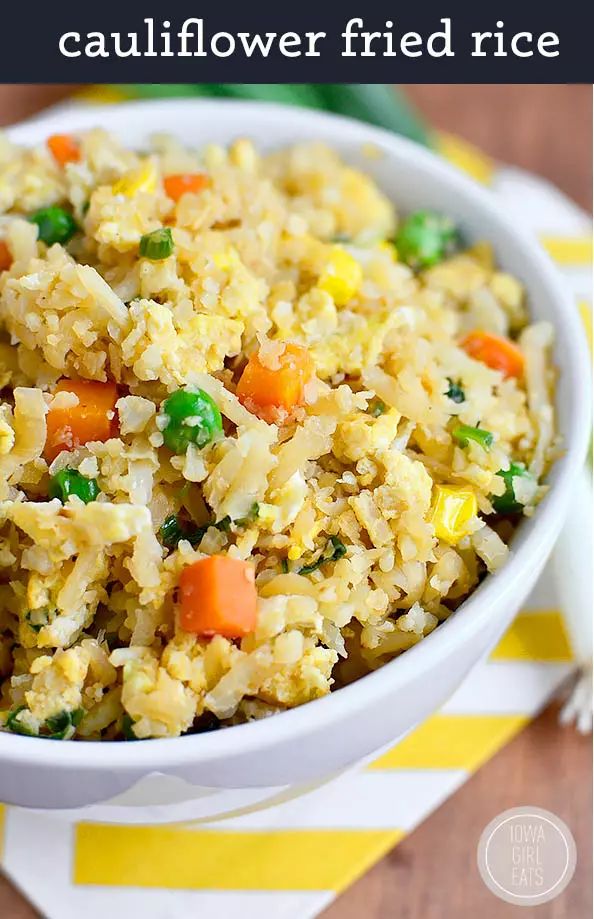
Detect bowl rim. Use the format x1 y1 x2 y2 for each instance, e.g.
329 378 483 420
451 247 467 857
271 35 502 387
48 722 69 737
0 97 590 771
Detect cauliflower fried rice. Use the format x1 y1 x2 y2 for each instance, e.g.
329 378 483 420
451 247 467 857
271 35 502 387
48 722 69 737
0 129 557 741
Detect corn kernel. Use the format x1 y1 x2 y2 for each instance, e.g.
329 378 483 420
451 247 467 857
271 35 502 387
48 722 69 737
112 160 158 197
229 138 258 172
467 241 494 270
0 416 15 454
257 503 277 525
212 246 240 271
318 246 363 306
490 272 524 310
288 545 304 561
430 485 478 546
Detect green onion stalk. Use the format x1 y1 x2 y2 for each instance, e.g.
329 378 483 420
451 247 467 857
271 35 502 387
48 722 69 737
112 84 431 148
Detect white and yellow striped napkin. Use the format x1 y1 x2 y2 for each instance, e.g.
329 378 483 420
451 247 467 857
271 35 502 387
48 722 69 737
0 133 591 919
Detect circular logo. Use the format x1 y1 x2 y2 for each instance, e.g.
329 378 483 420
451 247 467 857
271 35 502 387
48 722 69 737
477 806 577 907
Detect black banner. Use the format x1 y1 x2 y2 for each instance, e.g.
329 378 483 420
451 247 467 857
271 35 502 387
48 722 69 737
1 1 593 82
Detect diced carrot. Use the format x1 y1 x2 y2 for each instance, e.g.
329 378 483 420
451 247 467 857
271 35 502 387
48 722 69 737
44 379 119 463
236 342 315 423
179 555 258 639
0 240 12 272
461 330 525 379
164 173 210 202
47 134 81 167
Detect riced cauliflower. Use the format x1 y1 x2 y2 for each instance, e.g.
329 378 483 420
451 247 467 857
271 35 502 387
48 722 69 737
0 129 557 740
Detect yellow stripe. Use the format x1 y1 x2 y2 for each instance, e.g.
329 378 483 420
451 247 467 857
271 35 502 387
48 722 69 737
437 132 495 185
0 805 5 862
491 610 573 662
369 713 527 772
75 86 129 105
540 236 593 266
74 826 403 891
579 301 592 355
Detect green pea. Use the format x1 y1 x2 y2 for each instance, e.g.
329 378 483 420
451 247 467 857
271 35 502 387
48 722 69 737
395 210 459 270
29 206 78 246
48 468 100 504
492 463 535 514
161 389 223 453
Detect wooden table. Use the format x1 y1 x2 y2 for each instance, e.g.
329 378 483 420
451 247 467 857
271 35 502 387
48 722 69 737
0 84 591 919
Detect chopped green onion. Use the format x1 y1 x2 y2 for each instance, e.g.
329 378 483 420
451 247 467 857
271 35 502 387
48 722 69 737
122 714 139 741
159 514 184 547
329 535 347 560
281 558 289 574
369 398 387 417
6 705 36 736
452 423 494 450
25 609 50 633
188 712 221 734
5 703 84 740
159 514 207 549
43 708 84 740
139 227 174 260
161 388 223 453
29 206 78 246
395 210 460 270
446 378 465 404
492 462 535 514
159 511 237 550
298 536 347 575
235 503 260 527
48 468 100 504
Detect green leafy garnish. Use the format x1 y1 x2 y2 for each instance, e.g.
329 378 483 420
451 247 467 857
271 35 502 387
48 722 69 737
492 463 535 514
452 423 494 451
445 378 465 404
298 536 347 576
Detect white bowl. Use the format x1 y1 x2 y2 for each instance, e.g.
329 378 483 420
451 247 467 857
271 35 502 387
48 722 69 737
0 100 589 818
